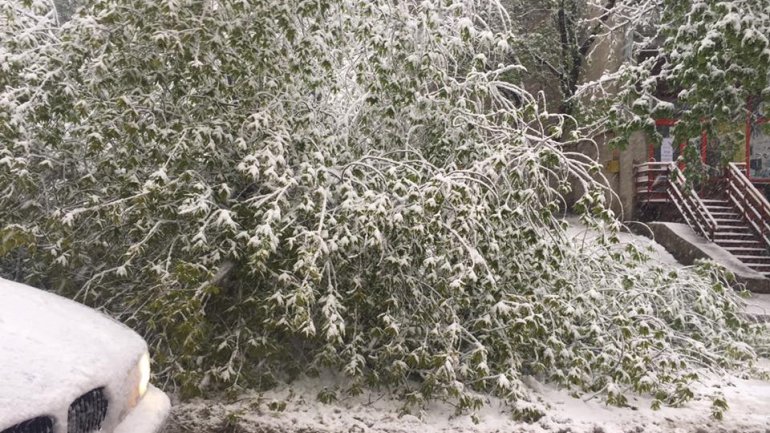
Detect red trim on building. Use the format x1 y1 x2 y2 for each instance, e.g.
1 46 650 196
745 97 770 183
647 118 703 171
746 103 752 178
656 118 677 127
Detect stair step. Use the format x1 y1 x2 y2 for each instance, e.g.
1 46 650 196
714 227 753 233
716 228 751 234
715 226 753 233
705 205 734 211
748 263 770 270
715 239 764 247
714 232 755 239
714 218 746 225
734 255 770 263
717 238 756 243
723 246 768 254
710 212 742 218
718 244 764 251
702 199 729 204
715 224 752 230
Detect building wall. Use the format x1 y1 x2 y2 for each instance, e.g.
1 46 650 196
577 10 646 220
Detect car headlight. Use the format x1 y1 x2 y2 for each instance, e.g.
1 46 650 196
127 350 152 410
137 350 151 399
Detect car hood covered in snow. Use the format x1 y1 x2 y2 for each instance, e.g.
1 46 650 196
0 277 147 427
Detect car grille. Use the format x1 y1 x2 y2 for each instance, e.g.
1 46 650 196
1 387 109 433
67 387 109 433
1 417 54 433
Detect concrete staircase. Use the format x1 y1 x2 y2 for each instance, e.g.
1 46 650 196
702 198 770 277
636 162 770 281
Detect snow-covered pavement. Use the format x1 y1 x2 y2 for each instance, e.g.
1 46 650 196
164 364 770 433
745 293 770 322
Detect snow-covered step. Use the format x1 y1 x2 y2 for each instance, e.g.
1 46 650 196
714 227 753 234
717 225 748 232
714 232 756 240
709 210 740 216
716 237 762 243
712 218 746 226
715 225 752 231
705 205 734 212
722 246 768 255
710 215 741 221
638 197 669 204
714 218 746 225
734 255 770 264
748 263 770 272
715 239 765 248
701 199 730 205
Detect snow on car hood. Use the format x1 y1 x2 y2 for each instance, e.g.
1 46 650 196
0 277 146 426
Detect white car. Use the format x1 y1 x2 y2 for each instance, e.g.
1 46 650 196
0 277 170 433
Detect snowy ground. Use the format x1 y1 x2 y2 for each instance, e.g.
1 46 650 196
163 367 770 433
163 221 770 433
745 294 770 322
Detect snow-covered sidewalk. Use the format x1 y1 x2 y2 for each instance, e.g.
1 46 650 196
745 293 770 322
165 363 770 433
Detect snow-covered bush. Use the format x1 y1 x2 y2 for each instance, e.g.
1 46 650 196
0 0 764 416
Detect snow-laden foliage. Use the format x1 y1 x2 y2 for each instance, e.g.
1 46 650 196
0 0 764 417
504 0 639 117
579 0 770 148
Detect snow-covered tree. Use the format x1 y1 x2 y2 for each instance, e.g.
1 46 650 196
506 0 626 116
0 0 765 418
579 0 770 152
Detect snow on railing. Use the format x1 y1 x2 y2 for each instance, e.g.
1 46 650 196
667 163 717 241
634 162 717 240
726 162 770 250
634 162 670 204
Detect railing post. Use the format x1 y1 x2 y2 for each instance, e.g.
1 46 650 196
726 162 770 251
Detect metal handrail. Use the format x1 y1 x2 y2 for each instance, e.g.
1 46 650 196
667 163 718 240
634 162 672 203
634 161 718 240
726 162 770 249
